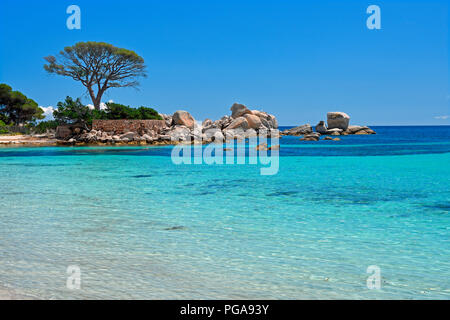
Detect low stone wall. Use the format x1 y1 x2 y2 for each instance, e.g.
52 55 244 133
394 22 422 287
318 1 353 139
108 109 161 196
92 119 167 134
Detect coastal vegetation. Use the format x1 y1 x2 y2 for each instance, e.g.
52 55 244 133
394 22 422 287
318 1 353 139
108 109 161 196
33 120 59 134
44 42 147 110
52 96 162 128
0 84 44 126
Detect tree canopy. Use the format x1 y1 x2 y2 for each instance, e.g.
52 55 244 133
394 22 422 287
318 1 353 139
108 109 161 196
44 42 147 110
0 83 44 125
53 96 162 127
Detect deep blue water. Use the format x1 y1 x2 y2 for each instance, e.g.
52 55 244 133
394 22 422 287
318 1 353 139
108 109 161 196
0 126 449 299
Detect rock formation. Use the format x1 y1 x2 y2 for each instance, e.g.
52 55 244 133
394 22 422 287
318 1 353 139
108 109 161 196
282 124 312 136
172 110 195 129
282 111 376 142
327 112 350 130
315 121 328 134
61 103 279 145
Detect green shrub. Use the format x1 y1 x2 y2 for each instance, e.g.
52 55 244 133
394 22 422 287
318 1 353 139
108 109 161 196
33 120 59 134
136 106 162 120
0 120 8 134
53 97 92 127
104 103 162 120
51 98 163 128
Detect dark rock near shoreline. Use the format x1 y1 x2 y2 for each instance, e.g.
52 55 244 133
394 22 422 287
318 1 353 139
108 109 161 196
55 126 72 139
55 123 86 139
300 132 320 141
315 121 328 134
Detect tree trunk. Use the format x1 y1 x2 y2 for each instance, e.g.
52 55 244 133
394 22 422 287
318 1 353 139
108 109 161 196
94 96 101 110
94 89 105 110
87 85 105 110
87 86 98 110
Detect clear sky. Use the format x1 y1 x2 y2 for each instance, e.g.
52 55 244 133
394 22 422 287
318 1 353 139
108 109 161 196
0 0 448 125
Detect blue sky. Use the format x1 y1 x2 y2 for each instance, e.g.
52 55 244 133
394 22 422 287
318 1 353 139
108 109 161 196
0 0 448 125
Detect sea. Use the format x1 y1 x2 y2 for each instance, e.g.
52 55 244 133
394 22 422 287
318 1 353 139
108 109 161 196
0 126 449 299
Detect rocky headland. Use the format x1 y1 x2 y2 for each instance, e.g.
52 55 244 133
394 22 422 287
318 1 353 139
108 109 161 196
5 103 278 146
0 108 376 147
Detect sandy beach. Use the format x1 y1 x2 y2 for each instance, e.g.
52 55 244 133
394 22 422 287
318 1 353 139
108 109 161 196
0 135 57 147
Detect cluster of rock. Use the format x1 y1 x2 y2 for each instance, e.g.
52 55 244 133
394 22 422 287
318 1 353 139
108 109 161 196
282 112 376 141
58 103 279 145
65 128 161 145
158 103 279 143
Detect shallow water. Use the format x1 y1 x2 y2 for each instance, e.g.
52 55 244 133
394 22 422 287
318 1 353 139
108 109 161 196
0 126 449 299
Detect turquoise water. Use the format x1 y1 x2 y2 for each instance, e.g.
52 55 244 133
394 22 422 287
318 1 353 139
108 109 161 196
0 126 449 299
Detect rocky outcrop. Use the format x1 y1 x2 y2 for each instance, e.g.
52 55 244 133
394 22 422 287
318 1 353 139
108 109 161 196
230 103 253 119
326 128 343 136
346 125 376 135
202 119 213 127
285 111 376 141
159 114 173 127
282 124 312 136
327 112 350 130
227 117 250 130
315 121 328 134
300 132 320 141
166 125 191 141
172 110 195 129
66 102 278 146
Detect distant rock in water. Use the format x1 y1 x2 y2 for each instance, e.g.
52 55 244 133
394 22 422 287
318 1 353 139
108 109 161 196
300 132 320 141
326 128 343 136
347 126 376 135
327 112 350 130
282 124 312 136
315 121 328 134
283 111 376 141
164 226 186 231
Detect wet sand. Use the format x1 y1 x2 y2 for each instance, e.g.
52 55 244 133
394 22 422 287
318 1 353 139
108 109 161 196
0 284 37 300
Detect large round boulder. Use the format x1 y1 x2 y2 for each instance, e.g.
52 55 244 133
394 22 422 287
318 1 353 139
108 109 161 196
327 112 350 130
172 110 195 129
230 103 253 119
243 114 262 129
